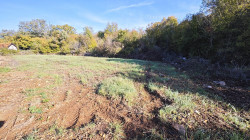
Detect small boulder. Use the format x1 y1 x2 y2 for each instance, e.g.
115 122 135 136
207 85 212 89
172 123 186 136
213 81 226 86
203 84 212 89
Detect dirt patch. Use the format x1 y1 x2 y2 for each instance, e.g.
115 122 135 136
0 67 179 139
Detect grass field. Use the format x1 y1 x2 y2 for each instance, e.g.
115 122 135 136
0 55 249 139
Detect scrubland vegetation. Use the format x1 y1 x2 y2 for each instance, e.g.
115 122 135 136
1 0 249 67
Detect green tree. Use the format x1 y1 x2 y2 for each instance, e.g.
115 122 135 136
50 24 76 35
18 19 49 37
82 27 97 51
11 35 32 50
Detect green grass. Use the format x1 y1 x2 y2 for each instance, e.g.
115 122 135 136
109 122 125 140
49 124 64 136
98 77 137 105
29 106 42 114
40 92 49 103
52 74 63 85
221 113 249 130
23 88 41 100
149 84 196 123
189 129 248 140
0 67 10 73
22 133 36 140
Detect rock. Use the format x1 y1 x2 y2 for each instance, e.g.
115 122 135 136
213 81 226 86
219 81 226 86
203 84 212 89
207 86 212 89
172 123 186 136
195 110 200 115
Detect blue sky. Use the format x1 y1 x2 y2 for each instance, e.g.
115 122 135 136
0 0 202 33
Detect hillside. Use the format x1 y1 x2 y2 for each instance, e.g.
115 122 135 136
0 55 249 139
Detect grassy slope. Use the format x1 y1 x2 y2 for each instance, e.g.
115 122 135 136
1 55 249 139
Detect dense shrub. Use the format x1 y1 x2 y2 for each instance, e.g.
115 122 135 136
0 48 18 55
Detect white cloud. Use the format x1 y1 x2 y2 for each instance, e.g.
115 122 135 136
106 1 154 13
77 12 108 24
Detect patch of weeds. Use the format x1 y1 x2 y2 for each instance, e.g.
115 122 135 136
142 128 165 140
164 88 196 110
66 90 72 97
36 72 50 78
53 74 62 85
40 92 49 103
23 88 41 100
159 88 196 123
221 113 249 130
79 75 88 85
98 77 137 105
159 105 178 121
190 129 211 140
18 107 28 114
124 69 146 81
78 72 96 86
109 122 125 140
22 133 36 140
81 122 96 130
226 132 248 140
189 129 247 140
147 82 165 93
29 106 42 114
174 95 196 111
49 124 64 136
0 67 10 73
79 122 97 139
148 83 196 121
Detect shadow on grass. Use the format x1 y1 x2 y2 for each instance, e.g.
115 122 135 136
107 58 249 111
107 58 249 139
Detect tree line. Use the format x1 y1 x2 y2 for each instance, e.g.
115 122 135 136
0 0 249 66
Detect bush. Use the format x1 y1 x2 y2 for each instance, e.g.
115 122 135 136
93 37 123 57
0 48 18 55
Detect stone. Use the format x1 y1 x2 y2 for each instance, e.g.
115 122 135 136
207 86 212 89
219 81 226 86
213 81 226 86
172 123 186 136
195 110 200 115
203 84 212 89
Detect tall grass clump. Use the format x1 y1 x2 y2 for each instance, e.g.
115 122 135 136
97 77 137 105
